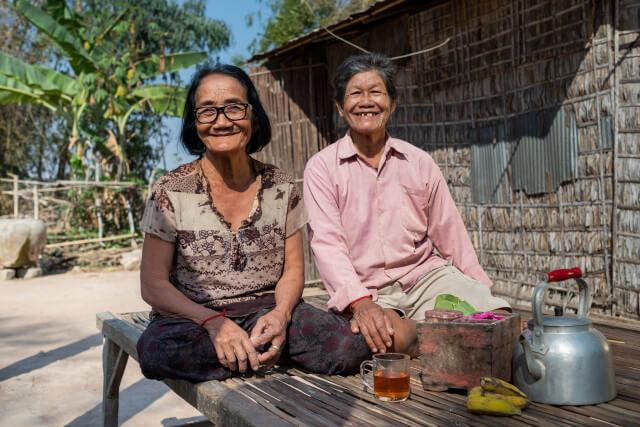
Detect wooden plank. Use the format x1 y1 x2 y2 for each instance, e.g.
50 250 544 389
289 373 432 427
97 310 640 426
96 312 292 427
278 374 417 427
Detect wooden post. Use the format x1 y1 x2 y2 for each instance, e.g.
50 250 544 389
33 185 39 220
101 338 129 427
95 163 104 247
10 174 18 218
125 199 137 248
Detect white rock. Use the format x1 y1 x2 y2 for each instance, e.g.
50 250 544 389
0 269 16 280
0 219 47 268
23 267 43 279
120 249 142 271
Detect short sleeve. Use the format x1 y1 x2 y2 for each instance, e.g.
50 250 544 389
285 183 308 237
141 185 177 243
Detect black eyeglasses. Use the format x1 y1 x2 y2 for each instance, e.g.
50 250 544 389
194 103 251 124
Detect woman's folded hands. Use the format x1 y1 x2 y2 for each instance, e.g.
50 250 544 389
203 308 290 373
204 317 261 373
250 308 289 368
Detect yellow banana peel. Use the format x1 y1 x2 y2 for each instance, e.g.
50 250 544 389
480 377 527 398
482 391 529 409
467 393 522 416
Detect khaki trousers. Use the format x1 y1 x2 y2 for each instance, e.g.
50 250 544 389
376 264 511 320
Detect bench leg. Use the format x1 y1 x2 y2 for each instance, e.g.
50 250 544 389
102 338 129 427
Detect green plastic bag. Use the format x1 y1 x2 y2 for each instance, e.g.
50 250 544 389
434 294 476 315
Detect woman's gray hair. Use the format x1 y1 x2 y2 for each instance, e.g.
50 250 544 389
333 53 397 104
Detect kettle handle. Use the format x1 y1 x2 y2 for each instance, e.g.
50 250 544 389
531 267 590 353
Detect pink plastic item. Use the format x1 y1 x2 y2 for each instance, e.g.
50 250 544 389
465 311 505 321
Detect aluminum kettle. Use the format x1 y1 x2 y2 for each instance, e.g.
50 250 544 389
512 267 617 405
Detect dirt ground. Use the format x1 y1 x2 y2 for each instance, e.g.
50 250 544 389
1 269 318 426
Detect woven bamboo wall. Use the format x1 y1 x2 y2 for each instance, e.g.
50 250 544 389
250 62 333 283
613 0 640 317
251 0 640 319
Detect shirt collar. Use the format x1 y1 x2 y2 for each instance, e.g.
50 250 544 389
337 131 408 160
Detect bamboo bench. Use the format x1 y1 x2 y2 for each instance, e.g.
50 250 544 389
97 304 640 427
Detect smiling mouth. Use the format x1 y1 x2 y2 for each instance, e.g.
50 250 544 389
211 131 240 136
355 112 380 117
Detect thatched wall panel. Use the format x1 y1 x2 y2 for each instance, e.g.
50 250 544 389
252 0 638 318
616 235 640 261
618 210 640 234
617 158 640 180
613 289 639 316
614 264 640 291
619 106 640 131
618 134 640 155
618 183 640 208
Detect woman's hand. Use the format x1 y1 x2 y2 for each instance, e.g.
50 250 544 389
204 317 261 373
350 299 394 353
249 309 289 368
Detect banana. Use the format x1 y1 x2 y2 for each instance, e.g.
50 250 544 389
467 385 529 410
481 391 529 409
480 377 527 399
467 393 522 416
468 386 483 398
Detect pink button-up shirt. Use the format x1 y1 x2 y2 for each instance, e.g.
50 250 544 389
303 133 492 312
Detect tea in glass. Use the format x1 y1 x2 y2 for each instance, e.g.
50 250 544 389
360 353 410 401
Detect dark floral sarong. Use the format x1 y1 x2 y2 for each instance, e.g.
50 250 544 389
137 302 371 382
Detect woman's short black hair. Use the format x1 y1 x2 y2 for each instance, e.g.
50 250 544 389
180 64 272 155
333 53 397 105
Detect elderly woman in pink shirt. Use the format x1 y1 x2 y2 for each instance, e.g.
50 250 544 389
303 53 509 356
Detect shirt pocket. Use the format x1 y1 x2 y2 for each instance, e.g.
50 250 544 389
401 185 429 242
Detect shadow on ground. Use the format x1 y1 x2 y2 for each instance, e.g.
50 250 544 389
65 378 169 427
0 333 102 381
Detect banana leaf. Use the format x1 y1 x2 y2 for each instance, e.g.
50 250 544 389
135 51 207 80
0 51 78 98
130 85 185 117
0 74 57 110
15 0 97 74
43 0 82 38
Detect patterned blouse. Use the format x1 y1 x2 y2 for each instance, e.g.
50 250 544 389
141 158 307 311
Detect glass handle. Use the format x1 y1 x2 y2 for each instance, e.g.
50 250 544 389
360 360 374 391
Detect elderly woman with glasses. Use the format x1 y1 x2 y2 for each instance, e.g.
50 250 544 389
136 65 370 382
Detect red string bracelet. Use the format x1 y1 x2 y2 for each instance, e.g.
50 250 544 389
201 309 227 327
349 295 372 313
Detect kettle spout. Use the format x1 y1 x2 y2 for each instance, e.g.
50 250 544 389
522 338 545 381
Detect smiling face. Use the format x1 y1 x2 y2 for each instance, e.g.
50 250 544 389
194 73 253 156
336 69 396 140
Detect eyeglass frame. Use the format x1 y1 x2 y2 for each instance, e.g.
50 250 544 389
194 102 252 124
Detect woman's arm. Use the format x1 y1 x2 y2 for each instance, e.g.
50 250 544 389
140 234 217 323
250 229 304 364
273 229 305 321
140 233 261 373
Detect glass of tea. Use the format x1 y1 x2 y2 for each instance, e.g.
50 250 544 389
360 353 410 402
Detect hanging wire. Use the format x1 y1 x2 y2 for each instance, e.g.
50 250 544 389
301 0 370 53
300 0 450 60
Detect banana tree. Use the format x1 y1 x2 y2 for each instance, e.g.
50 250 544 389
0 0 206 179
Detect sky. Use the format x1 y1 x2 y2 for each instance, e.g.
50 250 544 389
159 0 272 171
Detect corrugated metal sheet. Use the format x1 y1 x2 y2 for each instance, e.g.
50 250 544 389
511 107 578 195
601 115 613 149
471 124 510 203
471 106 578 202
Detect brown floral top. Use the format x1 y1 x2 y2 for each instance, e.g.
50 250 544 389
141 158 307 310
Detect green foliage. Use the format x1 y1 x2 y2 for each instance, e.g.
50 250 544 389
0 0 230 181
252 0 377 54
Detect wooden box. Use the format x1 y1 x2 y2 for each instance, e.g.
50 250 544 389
417 314 521 391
